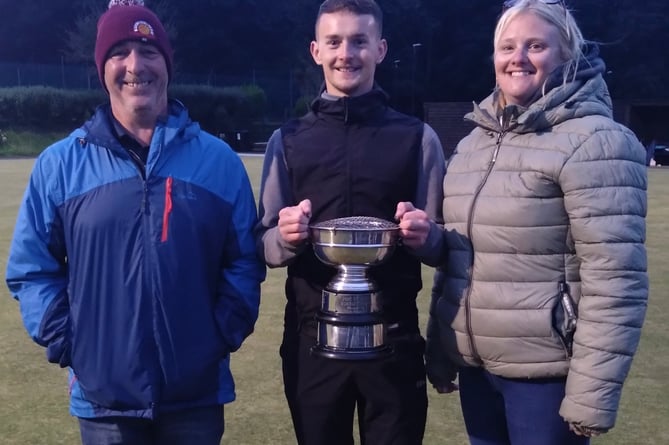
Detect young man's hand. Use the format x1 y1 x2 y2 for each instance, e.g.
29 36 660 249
278 199 312 246
433 381 459 394
395 201 431 249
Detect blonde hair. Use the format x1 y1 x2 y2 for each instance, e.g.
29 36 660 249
494 0 586 85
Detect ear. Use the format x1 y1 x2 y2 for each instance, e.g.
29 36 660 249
310 40 323 66
376 38 388 65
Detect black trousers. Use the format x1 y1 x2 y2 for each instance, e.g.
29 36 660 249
280 331 428 445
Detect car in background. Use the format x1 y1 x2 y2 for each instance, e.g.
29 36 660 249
654 143 669 166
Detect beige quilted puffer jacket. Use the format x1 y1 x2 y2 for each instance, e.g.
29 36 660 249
426 72 648 431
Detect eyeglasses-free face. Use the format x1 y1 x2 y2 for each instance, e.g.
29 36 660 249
310 11 388 98
493 10 565 107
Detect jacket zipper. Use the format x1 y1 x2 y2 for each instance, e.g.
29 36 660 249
128 138 163 411
127 148 146 179
344 98 353 215
464 125 506 364
104 132 163 412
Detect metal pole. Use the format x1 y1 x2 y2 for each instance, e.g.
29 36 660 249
393 59 400 103
411 43 422 116
288 69 294 117
61 55 66 89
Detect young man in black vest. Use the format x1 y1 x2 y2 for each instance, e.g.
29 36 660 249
255 1 446 443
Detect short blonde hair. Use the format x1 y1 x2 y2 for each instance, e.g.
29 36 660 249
494 0 586 84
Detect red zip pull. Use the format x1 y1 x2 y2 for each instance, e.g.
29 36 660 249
161 176 173 242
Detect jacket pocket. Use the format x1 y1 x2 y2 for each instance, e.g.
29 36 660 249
551 281 577 357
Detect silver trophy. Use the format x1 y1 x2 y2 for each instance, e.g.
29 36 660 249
309 216 400 360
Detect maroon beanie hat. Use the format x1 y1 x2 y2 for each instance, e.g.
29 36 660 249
94 0 173 90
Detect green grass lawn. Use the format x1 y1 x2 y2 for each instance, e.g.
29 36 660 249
0 157 667 444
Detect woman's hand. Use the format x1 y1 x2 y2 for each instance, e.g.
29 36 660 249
568 423 608 437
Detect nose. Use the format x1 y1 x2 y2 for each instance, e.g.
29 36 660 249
509 47 528 64
125 49 145 74
337 40 354 59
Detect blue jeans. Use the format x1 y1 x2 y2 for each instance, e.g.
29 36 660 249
78 405 224 445
458 367 589 445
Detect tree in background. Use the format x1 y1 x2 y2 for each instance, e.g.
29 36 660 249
0 0 77 63
2 0 668 104
62 0 104 65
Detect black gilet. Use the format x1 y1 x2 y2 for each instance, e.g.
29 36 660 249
281 88 424 337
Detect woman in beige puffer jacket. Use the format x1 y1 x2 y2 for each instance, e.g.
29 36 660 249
396 1 648 444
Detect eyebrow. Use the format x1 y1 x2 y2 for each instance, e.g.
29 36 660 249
322 33 370 40
499 35 550 43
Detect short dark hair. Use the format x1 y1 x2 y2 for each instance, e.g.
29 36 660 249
316 0 383 36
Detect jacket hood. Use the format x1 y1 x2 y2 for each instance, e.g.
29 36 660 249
467 45 611 134
76 99 199 153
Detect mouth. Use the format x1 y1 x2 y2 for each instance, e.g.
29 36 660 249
336 67 360 73
509 71 533 77
123 80 152 88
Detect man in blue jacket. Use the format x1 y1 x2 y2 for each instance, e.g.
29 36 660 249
5 1 264 444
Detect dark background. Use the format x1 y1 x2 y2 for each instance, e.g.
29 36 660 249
1 0 667 117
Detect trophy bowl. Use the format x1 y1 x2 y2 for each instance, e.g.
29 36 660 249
309 216 400 360
310 216 400 266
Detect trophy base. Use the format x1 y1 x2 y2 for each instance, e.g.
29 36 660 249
310 344 393 360
313 311 392 360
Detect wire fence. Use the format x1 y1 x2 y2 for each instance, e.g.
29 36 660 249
0 62 299 119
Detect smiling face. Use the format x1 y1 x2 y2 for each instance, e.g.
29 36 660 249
104 40 168 126
310 11 387 97
494 11 565 107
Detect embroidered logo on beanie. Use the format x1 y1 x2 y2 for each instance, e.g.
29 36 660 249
133 20 154 37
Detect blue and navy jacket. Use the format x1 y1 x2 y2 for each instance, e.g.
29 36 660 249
6 100 265 419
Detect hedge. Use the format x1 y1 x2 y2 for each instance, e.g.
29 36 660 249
0 84 267 136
